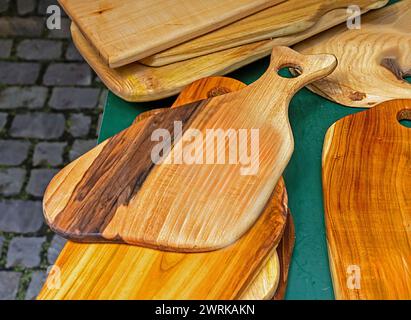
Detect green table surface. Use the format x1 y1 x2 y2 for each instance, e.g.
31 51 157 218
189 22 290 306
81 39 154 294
99 0 408 298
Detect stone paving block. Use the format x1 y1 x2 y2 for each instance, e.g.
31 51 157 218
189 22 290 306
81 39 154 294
33 142 66 166
49 87 100 109
6 237 46 268
0 0 10 13
17 39 62 60
47 234 67 265
69 113 91 137
0 62 40 85
69 139 96 161
17 0 37 15
0 272 21 300
0 168 26 196
65 42 83 61
43 63 92 86
0 17 43 37
0 39 13 58
10 112 65 139
25 271 47 300
0 86 48 110
0 140 30 166
0 112 7 130
0 200 43 233
47 17 71 39
26 168 58 197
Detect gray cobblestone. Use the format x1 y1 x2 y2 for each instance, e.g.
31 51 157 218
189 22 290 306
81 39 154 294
47 17 71 39
10 112 65 139
0 140 30 166
0 39 13 58
0 17 43 37
49 87 100 110
0 86 48 110
6 237 46 268
17 0 37 15
43 63 92 86
0 168 26 196
26 168 58 197
65 42 83 61
0 272 21 300
69 113 91 137
0 200 43 233
0 113 7 131
69 139 96 161
0 0 10 13
33 142 66 166
17 39 62 60
25 271 47 300
47 235 67 265
0 62 40 85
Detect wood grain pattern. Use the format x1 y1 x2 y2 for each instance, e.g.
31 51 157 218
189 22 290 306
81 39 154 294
70 3 380 102
293 0 411 108
59 0 284 68
141 0 387 67
322 99 411 299
43 47 336 251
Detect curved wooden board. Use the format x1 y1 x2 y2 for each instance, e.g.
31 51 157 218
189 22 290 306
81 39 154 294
293 0 411 108
59 0 284 68
322 99 411 299
70 3 379 102
43 47 336 251
142 0 388 67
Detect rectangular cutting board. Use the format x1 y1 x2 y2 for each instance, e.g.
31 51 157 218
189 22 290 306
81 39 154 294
59 0 284 68
323 99 411 299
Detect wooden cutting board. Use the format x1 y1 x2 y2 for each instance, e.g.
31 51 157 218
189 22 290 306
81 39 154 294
294 0 411 108
59 0 284 68
322 99 411 299
39 76 290 300
71 3 379 102
43 46 336 251
142 0 388 67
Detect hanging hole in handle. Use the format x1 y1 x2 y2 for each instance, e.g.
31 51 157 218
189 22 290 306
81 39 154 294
277 64 302 79
397 109 411 128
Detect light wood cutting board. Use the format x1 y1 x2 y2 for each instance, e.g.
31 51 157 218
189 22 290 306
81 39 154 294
322 99 411 299
70 1 382 102
43 46 336 251
38 76 290 300
294 0 411 108
58 0 284 68
142 0 388 67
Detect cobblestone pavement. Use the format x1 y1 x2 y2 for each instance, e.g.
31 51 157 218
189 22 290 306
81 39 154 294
0 0 106 299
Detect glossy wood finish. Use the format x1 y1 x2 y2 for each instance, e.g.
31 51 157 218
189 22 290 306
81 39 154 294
142 0 387 67
59 0 283 68
43 47 336 251
322 99 411 299
294 0 411 108
70 3 376 102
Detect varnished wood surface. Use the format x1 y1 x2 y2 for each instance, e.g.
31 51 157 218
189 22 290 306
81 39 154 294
43 47 336 251
142 0 387 67
59 0 283 68
294 0 411 108
322 99 411 299
71 4 374 102
38 76 290 300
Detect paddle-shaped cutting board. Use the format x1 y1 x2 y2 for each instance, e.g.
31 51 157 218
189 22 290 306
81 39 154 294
142 0 388 67
323 99 411 299
43 46 336 251
39 76 288 300
59 0 284 68
294 0 411 108
71 3 381 102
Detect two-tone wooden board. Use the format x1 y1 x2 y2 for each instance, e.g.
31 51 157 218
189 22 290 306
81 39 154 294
323 99 411 299
294 0 411 108
43 47 336 252
142 0 388 67
59 0 284 68
71 2 382 102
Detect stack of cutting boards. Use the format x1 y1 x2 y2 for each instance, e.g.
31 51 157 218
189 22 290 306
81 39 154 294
59 0 388 101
